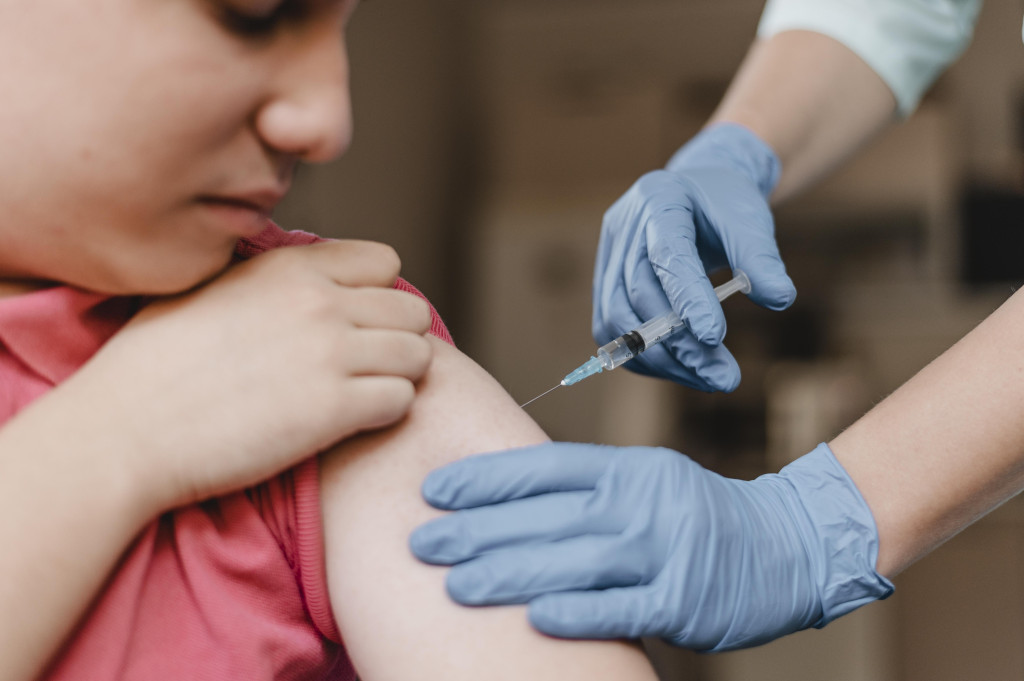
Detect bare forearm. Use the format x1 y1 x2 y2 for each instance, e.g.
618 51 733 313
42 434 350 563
831 288 1024 577
711 30 897 201
0 387 157 681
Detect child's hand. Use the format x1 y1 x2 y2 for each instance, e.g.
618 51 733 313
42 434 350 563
60 240 434 509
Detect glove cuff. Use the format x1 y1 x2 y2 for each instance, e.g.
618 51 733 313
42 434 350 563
780 443 895 627
666 123 782 198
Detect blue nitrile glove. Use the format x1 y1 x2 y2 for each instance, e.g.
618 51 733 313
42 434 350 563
594 123 796 392
410 442 893 651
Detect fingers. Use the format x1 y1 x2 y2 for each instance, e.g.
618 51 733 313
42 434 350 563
411 490 609 565
600 194 740 391
340 286 433 335
346 328 433 380
622 257 741 392
596 171 727 348
592 278 643 347
261 241 432 335
296 239 403 288
442 537 651 605
336 375 422 434
418 442 617 509
626 172 724 346
594 175 676 345
593 200 642 345
736 245 797 312
528 587 669 641
727 225 796 312
655 331 741 393
694 170 796 311
594 169 768 391
644 203 725 345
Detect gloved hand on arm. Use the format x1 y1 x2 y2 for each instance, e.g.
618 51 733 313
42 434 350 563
410 442 893 651
595 123 796 391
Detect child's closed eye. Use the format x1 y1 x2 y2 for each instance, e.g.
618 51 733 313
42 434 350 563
216 0 306 39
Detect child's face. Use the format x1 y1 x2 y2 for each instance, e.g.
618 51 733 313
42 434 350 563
0 0 356 295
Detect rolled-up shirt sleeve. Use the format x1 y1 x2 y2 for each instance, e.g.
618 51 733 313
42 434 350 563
758 0 983 116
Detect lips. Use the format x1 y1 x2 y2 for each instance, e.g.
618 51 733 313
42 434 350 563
196 188 287 237
199 187 287 215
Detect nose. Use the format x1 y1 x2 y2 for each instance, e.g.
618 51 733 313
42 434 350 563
255 30 353 164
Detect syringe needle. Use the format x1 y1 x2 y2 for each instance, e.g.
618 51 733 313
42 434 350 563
519 383 562 409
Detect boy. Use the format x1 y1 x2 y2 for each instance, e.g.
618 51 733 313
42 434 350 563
0 0 658 679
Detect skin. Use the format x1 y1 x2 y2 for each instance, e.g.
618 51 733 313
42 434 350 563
0 1 434 678
321 337 658 680
0 1 660 679
710 30 897 201
712 30 1024 577
0 0 351 294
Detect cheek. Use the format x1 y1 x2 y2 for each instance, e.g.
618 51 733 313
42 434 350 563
99 65 260 173
0 2 267 294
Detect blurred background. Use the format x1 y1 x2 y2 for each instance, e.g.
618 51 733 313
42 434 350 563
275 0 1024 678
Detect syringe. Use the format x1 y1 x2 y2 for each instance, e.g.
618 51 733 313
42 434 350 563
520 271 751 408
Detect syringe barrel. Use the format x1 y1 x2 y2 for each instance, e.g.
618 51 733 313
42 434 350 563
632 270 752 352
586 270 752 378
596 331 642 370
635 312 685 348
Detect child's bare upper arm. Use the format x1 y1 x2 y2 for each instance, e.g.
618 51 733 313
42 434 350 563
319 336 658 680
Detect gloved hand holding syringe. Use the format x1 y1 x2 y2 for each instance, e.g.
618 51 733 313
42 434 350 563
521 270 751 408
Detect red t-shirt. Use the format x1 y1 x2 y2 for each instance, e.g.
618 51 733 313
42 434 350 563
0 225 452 680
